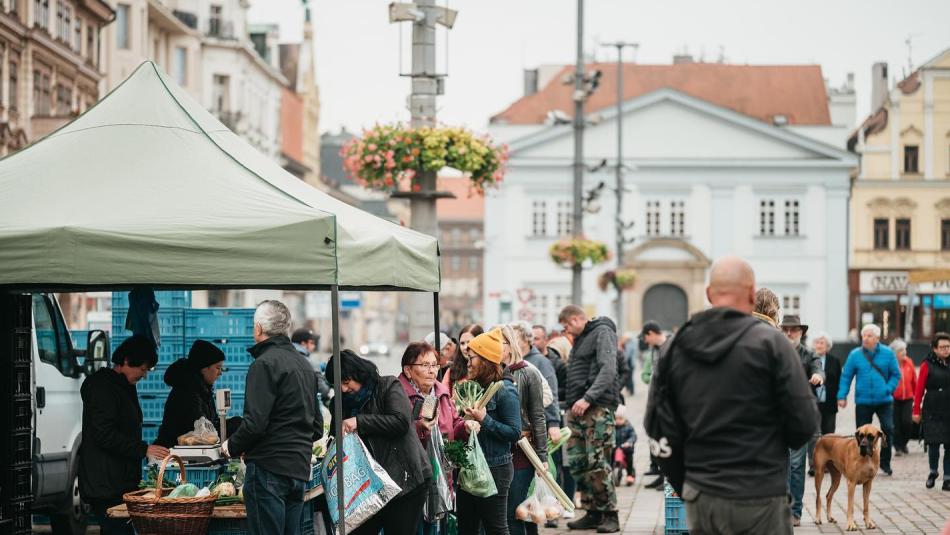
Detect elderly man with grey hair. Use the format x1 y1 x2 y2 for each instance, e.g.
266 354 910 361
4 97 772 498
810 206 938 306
806 331 842 476
224 300 323 535
837 323 901 476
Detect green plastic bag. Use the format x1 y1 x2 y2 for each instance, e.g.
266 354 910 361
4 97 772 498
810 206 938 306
458 432 497 498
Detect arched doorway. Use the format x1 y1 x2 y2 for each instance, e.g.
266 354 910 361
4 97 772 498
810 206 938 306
642 283 688 332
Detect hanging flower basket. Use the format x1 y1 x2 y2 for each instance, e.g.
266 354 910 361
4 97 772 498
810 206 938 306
549 238 610 268
340 123 509 194
597 269 637 292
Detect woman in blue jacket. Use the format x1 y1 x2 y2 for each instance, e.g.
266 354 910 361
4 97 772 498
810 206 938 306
457 328 522 535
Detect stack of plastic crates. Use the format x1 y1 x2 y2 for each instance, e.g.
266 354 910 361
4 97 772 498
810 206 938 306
664 481 689 534
1 295 33 535
184 308 255 416
112 291 190 445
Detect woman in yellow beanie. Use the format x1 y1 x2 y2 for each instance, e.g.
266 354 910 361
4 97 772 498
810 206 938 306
457 329 522 535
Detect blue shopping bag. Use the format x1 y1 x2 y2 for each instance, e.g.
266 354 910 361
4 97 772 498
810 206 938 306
320 433 402 532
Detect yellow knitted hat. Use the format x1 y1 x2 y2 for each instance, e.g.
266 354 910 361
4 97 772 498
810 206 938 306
469 328 504 364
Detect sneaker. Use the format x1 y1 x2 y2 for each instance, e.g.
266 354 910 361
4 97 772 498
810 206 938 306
927 473 937 489
894 449 904 457
545 520 559 529
881 467 893 476
807 468 815 477
792 517 801 527
625 475 635 487
943 480 950 492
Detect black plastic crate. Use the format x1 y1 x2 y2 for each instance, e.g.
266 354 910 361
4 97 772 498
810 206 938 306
2 468 31 501
4 431 31 466
9 364 30 396
5 396 31 433
1 498 31 531
11 330 30 364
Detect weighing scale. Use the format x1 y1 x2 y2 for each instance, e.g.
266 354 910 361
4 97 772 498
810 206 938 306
166 389 231 465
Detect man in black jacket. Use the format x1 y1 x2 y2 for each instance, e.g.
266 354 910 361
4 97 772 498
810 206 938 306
651 256 818 534
224 300 322 535
559 305 620 533
79 335 168 535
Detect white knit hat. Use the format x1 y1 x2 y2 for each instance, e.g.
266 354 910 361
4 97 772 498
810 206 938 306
424 331 452 351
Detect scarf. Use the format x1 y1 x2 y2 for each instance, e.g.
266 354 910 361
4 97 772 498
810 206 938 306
341 378 377 418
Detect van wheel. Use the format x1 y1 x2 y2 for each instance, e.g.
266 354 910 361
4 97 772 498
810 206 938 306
49 472 89 535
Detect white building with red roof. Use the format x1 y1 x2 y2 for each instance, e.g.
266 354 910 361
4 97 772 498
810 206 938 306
483 57 857 337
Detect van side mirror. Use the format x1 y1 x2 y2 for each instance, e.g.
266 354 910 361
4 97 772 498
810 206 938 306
83 330 111 375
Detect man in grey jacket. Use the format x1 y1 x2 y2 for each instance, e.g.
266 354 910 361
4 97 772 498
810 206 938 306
560 305 620 533
224 301 322 535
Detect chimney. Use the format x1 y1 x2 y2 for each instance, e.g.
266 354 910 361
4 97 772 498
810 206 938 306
673 54 694 65
870 62 888 111
524 69 539 97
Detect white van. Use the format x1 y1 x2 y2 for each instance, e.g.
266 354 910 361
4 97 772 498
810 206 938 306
30 293 109 534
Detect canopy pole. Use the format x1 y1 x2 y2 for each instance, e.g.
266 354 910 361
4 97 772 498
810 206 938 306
331 285 346 535
433 292 441 350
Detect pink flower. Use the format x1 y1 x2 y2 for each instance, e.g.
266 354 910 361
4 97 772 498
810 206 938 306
364 155 373 163
412 184 422 192
368 143 377 151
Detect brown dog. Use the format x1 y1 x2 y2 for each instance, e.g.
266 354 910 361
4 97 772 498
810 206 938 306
813 424 885 531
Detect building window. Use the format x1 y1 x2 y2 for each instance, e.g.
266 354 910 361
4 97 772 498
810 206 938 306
873 218 889 250
86 24 95 61
9 61 17 112
784 200 800 236
34 0 48 29
450 256 460 271
60 3 71 42
450 228 461 244
903 145 919 174
55 83 70 115
468 256 478 271
646 200 661 237
556 200 572 236
531 200 547 237
895 218 911 250
209 4 222 36
942 219 950 251
32 69 50 115
669 200 685 237
759 199 776 236
173 47 187 85
212 74 229 112
116 3 130 49
74 17 82 51
469 228 480 242
782 295 801 316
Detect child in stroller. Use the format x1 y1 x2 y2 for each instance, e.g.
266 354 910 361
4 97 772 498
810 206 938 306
613 411 637 487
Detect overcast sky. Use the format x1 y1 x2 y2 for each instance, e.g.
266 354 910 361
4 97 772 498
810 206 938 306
249 0 950 135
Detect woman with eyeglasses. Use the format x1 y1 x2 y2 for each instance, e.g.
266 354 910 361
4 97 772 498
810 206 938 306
914 332 950 490
443 324 484 391
399 342 477 535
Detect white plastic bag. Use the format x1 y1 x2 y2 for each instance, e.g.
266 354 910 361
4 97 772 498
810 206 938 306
177 416 218 445
515 475 564 524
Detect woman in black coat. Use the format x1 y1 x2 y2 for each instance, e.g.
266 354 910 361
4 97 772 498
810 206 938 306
155 340 240 448
913 332 950 490
325 349 432 535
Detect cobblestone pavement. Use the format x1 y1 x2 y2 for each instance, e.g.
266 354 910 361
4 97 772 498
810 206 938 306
541 385 950 535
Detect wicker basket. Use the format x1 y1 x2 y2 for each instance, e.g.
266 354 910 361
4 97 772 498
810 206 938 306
123 455 218 535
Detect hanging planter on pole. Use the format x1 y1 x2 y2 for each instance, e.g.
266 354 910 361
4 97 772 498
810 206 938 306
597 269 637 292
341 123 509 195
549 237 610 269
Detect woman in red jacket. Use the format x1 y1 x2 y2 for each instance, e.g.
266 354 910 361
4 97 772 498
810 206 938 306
891 339 917 456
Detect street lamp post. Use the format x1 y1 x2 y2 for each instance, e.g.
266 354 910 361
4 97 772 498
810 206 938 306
571 0 585 306
602 41 637 331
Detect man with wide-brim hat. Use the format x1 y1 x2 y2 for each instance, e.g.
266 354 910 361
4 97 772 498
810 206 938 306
779 314 824 526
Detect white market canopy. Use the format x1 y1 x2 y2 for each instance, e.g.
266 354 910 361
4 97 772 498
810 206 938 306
0 62 440 292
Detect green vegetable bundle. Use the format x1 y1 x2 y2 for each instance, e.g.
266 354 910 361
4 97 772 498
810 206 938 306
443 439 474 471
138 464 175 490
454 381 484 413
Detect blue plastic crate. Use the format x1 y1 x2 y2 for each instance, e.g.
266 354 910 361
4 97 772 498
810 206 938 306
112 308 185 338
142 463 223 490
113 291 192 310
184 308 255 338
113 335 186 366
139 394 168 422
142 422 160 445
136 366 169 394
228 393 245 417
664 494 689 534
217 367 250 395
186 336 255 367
